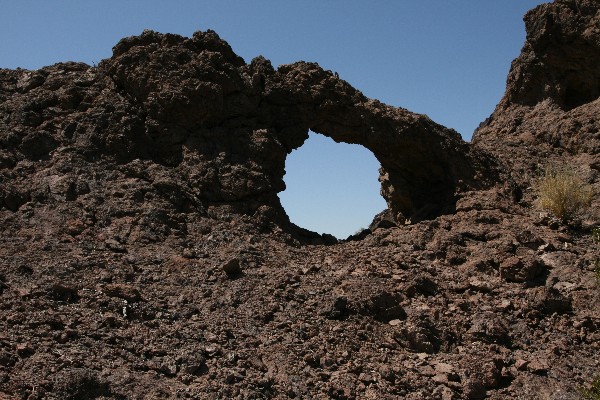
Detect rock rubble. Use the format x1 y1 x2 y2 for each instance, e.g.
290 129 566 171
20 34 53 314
1 0 599 398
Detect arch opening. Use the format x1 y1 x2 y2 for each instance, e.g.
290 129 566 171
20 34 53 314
278 131 387 240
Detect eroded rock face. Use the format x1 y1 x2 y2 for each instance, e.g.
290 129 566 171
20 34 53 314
256 61 493 221
1 2 600 399
1 29 496 232
503 0 600 111
473 0 600 192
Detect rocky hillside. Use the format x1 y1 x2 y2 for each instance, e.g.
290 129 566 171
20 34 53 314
1 0 599 399
473 0 600 194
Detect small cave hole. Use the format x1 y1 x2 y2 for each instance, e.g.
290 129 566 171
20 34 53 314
563 71 600 110
564 83 599 110
278 131 387 240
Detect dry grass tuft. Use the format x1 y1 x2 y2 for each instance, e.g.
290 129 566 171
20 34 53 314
535 165 593 222
580 376 600 400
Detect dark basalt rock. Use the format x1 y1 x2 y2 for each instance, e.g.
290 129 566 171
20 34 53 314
1 29 499 233
1 2 599 399
473 0 600 194
502 0 600 111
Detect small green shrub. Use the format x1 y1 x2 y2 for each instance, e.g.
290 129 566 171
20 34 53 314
580 376 600 400
535 165 593 222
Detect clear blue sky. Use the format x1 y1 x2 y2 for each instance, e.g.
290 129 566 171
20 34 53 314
1 1 546 238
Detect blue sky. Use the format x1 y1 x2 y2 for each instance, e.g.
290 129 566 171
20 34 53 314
1 1 546 238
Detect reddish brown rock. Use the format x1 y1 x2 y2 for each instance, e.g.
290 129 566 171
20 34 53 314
473 0 600 213
499 255 545 282
1 30 499 234
103 283 142 302
0 1 599 399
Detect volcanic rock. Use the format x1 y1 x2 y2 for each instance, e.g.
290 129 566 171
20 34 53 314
0 1 599 399
473 0 600 210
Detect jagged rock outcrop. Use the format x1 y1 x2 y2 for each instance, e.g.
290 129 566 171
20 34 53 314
473 0 600 191
1 29 497 235
502 0 600 111
0 1 599 399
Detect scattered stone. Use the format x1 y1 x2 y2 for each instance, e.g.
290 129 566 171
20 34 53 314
409 275 438 296
369 209 398 231
52 368 112 399
0 350 15 367
16 343 34 358
496 299 512 311
435 362 455 375
527 360 549 375
528 287 572 314
225 370 244 384
105 239 126 253
515 359 529 371
103 283 141 302
324 297 350 320
467 312 511 345
499 255 544 282
468 278 494 293
157 359 178 376
203 344 222 358
358 372 376 384
222 258 242 276
179 354 207 375
362 291 407 322
461 359 503 399
182 248 196 259
48 283 79 303
394 318 439 354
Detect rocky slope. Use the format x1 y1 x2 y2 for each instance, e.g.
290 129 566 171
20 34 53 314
0 0 599 399
473 0 600 197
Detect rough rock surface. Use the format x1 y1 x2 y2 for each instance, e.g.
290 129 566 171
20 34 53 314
473 0 600 199
1 1 599 399
0 28 497 233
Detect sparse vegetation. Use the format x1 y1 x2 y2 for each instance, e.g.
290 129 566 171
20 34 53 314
535 165 593 222
593 228 600 284
580 376 600 400
593 227 600 244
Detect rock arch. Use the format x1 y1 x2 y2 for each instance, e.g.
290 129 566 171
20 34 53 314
96 30 496 227
278 131 386 238
259 61 485 222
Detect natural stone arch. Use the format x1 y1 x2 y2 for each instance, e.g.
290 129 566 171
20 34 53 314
99 30 498 231
278 130 387 238
261 61 485 222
